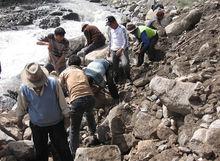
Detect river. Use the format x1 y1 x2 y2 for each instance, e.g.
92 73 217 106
0 0 120 80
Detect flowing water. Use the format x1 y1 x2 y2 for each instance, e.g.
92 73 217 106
0 0 120 81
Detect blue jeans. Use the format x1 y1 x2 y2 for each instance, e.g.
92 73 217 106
69 95 96 156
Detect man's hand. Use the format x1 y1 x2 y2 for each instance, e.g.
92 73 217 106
116 48 124 57
36 41 49 46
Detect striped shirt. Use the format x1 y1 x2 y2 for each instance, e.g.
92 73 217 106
108 25 129 51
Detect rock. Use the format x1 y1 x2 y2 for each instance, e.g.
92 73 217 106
178 124 197 146
62 12 80 21
85 46 108 65
39 16 60 29
152 148 180 161
0 130 14 143
165 9 202 36
157 122 176 140
133 111 160 140
190 128 207 143
158 144 169 152
97 104 133 143
178 146 191 154
111 133 134 154
0 155 17 161
209 119 220 128
149 76 199 115
202 114 215 123
68 36 86 55
74 145 121 161
50 10 63 16
7 140 34 159
156 109 163 119
89 0 101 2
133 76 150 87
127 3 138 12
129 140 157 161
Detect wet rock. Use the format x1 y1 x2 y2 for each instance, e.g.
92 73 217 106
165 9 202 36
133 111 160 140
62 12 80 21
49 10 63 16
150 76 199 115
39 16 60 29
89 0 101 2
74 145 121 161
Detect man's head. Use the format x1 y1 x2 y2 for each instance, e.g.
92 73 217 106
81 23 88 32
156 10 165 20
106 16 118 29
126 23 138 35
54 27 66 42
68 55 81 66
21 62 48 88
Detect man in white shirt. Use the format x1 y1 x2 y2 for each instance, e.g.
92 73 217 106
106 16 131 83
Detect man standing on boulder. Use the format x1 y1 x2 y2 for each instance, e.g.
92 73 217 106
106 16 131 83
37 27 69 74
16 62 72 161
126 23 159 67
77 24 106 57
59 55 97 158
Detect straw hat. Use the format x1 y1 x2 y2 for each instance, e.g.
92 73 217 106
126 23 137 33
21 62 48 88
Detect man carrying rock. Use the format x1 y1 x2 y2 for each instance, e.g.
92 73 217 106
37 27 69 74
77 24 106 58
84 59 119 101
16 62 72 161
126 23 159 66
59 55 97 158
106 16 131 83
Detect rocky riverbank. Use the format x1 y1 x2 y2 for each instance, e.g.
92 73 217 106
1 0 220 160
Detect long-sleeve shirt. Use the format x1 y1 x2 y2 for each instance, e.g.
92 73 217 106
108 25 129 51
84 25 106 45
16 77 70 121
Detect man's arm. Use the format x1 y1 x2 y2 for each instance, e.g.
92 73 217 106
84 30 91 45
116 27 129 56
16 90 28 129
36 34 52 45
140 32 150 53
56 80 70 118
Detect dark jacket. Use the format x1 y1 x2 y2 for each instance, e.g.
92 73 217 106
83 25 106 45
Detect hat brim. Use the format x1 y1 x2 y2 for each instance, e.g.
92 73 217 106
127 27 137 33
21 66 49 88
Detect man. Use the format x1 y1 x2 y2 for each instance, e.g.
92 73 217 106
106 16 131 82
16 62 72 161
126 23 159 66
37 27 69 74
84 59 119 100
59 55 97 158
77 24 106 57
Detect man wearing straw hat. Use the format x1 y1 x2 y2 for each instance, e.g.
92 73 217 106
16 62 72 161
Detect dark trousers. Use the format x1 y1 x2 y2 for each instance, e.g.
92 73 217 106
83 41 105 54
111 48 131 81
137 33 159 66
106 65 119 99
30 121 73 161
70 95 96 156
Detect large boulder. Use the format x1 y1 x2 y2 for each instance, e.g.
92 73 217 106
0 130 14 143
74 145 121 161
85 45 108 65
68 36 86 55
97 104 133 144
62 12 80 21
39 16 60 29
165 9 202 36
7 140 34 159
149 76 199 115
129 140 158 161
132 111 160 140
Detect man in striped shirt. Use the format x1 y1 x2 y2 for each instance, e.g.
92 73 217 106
106 16 131 83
